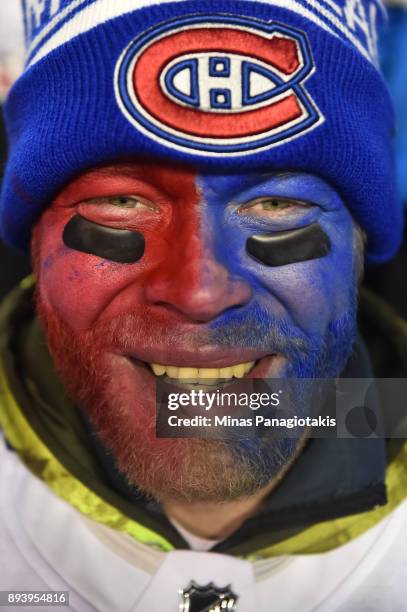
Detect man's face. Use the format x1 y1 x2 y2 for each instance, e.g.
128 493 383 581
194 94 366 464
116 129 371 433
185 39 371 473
32 161 360 502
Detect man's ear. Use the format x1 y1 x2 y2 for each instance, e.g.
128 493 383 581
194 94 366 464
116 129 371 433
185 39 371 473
355 224 366 285
30 222 41 279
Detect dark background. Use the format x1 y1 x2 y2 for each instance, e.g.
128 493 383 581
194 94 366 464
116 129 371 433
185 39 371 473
0 114 31 298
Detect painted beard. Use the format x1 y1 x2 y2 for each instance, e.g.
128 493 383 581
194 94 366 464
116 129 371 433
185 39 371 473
35 288 358 504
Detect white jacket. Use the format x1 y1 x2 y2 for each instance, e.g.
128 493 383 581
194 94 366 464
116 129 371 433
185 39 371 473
1 434 407 612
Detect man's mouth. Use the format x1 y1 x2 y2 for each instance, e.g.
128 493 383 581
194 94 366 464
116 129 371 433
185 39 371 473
121 352 285 387
149 361 256 380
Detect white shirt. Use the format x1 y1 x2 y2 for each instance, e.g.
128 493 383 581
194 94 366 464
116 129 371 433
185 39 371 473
169 517 222 552
1 434 406 612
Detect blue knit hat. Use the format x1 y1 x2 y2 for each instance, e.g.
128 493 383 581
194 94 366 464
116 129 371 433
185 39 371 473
0 0 402 263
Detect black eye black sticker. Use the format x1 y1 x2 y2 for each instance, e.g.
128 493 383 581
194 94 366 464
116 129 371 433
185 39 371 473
63 214 145 263
246 223 331 267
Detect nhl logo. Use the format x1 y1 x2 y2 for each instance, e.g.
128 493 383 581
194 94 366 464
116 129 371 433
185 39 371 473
179 581 238 611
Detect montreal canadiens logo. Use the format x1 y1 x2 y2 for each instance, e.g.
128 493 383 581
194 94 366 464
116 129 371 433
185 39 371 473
115 15 323 155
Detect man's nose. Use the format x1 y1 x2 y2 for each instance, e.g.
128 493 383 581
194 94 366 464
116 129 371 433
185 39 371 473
145 236 252 322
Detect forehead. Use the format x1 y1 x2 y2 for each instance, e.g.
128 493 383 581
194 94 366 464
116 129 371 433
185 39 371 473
56 161 343 207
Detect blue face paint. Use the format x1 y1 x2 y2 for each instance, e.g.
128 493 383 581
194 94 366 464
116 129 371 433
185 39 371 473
197 171 359 477
198 171 358 380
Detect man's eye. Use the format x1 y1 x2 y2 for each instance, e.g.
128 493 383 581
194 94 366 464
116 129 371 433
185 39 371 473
83 196 156 210
238 198 306 217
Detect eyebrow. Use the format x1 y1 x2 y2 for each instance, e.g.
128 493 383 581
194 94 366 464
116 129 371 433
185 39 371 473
90 165 174 197
229 174 312 203
204 171 303 201
95 165 148 179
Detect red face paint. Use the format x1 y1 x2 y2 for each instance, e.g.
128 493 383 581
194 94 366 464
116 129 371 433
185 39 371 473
35 162 197 329
33 161 257 500
34 160 253 361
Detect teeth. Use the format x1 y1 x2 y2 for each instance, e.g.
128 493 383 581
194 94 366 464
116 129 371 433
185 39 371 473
150 361 255 380
218 366 233 378
178 367 199 379
151 363 166 376
233 363 246 379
